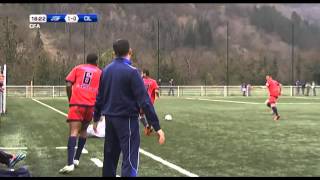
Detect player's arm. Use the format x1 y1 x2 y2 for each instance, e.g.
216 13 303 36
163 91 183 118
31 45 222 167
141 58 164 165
93 71 106 133
131 69 165 144
154 81 160 98
66 82 73 102
93 71 105 123
279 83 282 95
65 67 77 103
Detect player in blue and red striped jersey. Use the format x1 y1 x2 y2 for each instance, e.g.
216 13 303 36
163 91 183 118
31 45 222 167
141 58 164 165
265 75 282 121
59 53 102 173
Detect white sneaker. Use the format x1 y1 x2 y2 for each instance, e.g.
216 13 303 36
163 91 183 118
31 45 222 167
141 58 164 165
59 164 75 174
73 160 79 167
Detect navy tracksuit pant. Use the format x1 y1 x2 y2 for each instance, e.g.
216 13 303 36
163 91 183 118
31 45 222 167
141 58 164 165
103 116 140 177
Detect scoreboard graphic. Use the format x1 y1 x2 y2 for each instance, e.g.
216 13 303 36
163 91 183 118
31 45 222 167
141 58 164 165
29 14 98 28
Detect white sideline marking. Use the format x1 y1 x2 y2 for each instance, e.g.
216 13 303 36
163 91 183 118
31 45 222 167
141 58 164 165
278 102 320 104
32 98 199 177
90 158 120 177
185 97 260 105
55 147 88 154
185 97 320 105
90 158 103 168
32 98 68 116
82 148 88 154
294 97 320 100
0 147 28 150
139 148 199 177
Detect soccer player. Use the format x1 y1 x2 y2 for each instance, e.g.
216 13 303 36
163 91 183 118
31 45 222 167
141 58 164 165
265 75 282 121
142 69 159 104
59 53 102 173
93 39 165 177
0 150 26 168
140 69 159 135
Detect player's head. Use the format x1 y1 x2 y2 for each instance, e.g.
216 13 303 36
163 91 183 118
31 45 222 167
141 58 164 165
266 75 272 81
113 39 132 58
142 69 149 77
86 53 98 65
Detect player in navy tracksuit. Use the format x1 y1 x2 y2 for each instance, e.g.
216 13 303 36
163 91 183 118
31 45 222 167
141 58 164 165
93 39 165 177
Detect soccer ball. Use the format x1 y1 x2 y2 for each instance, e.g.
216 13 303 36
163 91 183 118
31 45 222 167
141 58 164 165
164 114 173 121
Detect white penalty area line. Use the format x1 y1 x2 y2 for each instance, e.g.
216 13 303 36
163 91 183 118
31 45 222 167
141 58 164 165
31 98 199 177
185 97 320 105
0 147 28 150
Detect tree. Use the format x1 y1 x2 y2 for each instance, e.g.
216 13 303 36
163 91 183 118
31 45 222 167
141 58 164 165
197 18 213 48
183 23 196 48
291 11 302 26
98 49 114 68
34 29 43 49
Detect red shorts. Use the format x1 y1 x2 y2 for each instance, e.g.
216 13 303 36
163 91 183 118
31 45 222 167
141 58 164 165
67 106 94 122
268 96 278 104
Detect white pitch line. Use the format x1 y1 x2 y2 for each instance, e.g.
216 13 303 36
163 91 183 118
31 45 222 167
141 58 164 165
0 147 28 150
278 102 320 104
32 98 68 116
90 158 120 177
139 148 199 177
90 158 103 168
32 98 199 177
185 97 320 105
55 147 88 154
185 97 261 105
293 97 320 100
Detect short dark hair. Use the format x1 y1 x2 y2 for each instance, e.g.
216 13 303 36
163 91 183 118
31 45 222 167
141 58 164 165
113 39 130 57
143 69 149 76
86 53 98 64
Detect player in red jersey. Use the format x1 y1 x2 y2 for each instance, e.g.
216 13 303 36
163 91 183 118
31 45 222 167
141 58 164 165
59 53 102 174
265 75 282 121
140 69 159 136
142 69 159 104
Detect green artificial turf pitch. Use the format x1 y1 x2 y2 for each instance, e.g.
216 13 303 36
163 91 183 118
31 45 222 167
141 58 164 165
1 96 320 176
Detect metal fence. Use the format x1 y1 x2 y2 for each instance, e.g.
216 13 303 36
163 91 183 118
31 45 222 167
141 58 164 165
5 85 319 98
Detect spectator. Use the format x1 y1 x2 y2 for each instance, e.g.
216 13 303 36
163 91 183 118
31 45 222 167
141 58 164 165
295 80 300 95
246 84 252 96
306 82 311 96
168 78 175 96
312 81 316 96
241 83 247 96
301 80 306 95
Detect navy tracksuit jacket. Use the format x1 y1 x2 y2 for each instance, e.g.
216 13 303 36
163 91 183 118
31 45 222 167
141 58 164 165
93 57 161 177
